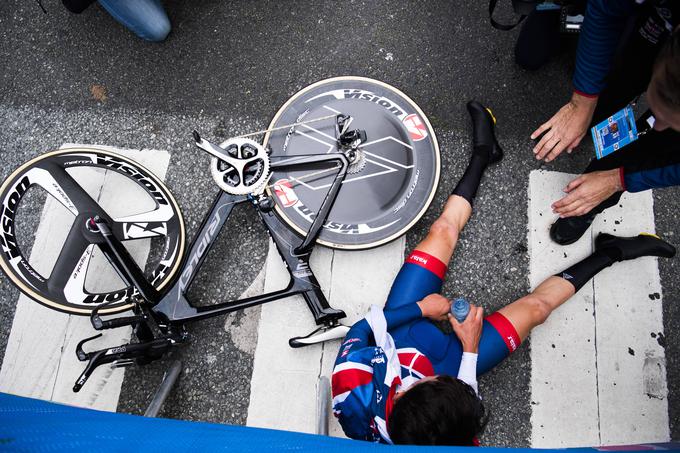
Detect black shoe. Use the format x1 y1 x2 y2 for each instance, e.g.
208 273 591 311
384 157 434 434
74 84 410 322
550 211 599 245
467 100 503 164
595 233 676 261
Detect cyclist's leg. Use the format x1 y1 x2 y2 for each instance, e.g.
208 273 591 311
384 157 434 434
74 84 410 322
98 0 170 42
386 102 501 311
384 195 471 312
477 232 675 374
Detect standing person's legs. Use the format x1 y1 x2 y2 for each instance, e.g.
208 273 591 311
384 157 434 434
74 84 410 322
514 8 564 70
98 0 170 42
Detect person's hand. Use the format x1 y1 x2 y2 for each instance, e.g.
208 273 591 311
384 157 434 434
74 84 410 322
417 294 451 321
531 93 598 162
552 169 623 218
448 305 483 353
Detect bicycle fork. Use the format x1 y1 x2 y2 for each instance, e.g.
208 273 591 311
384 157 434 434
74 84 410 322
71 217 184 392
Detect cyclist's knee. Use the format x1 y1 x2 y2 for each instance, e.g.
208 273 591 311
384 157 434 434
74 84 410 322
523 295 553 325
428 219 458 248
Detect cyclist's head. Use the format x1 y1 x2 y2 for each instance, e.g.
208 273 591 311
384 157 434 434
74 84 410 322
648 28 680 132
387 375 487 446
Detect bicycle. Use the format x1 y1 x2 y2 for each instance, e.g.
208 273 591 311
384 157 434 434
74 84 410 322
0 77 440 392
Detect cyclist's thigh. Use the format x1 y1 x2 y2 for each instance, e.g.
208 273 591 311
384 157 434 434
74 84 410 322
476 312 522 375
384 250 446 311
434 312 523 376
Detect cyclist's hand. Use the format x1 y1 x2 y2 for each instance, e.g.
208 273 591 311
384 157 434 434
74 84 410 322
531 93 598 162
417 294 451 321
552 169 623 218
448 305 483 353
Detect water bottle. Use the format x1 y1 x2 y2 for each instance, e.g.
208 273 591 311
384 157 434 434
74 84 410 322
451 298 470 323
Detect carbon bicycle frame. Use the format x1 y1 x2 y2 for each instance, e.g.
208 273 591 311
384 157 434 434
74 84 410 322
97 153 350 330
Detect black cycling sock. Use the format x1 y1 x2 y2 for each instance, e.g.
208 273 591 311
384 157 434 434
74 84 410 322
452 145 492 205
555 247 621 292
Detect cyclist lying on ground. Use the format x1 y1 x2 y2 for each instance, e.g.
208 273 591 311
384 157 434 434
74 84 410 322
331 101 676 446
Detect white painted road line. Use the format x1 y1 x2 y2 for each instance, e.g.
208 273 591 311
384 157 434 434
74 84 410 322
247 237 405 436
0 145 171 412
528 170 669 448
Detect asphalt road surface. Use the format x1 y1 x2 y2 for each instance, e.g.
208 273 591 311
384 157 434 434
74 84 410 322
0 0 677 447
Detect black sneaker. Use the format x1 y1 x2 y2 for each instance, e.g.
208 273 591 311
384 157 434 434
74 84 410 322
549 210 599 245
595 232 676 261
467 100 503 164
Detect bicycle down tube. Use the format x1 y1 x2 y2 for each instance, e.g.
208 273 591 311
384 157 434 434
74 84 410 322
119 152 351 326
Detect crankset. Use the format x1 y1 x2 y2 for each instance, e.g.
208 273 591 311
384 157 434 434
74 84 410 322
194 132 272 196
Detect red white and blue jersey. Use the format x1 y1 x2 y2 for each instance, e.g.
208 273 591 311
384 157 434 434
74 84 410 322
331 250 521 443
331 328 434 443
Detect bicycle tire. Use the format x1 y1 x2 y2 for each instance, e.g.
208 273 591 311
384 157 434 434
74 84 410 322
264 76 440 250
0 148 186 315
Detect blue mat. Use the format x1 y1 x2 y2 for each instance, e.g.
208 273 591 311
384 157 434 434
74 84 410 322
0 393 677 452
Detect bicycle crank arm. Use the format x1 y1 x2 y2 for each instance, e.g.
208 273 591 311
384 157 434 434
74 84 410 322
289 324 350 348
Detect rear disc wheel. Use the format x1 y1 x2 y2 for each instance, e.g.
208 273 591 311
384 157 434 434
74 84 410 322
265 76 440 250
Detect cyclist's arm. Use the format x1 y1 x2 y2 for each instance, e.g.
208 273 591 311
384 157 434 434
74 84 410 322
457 352 479 395
333 303 421 365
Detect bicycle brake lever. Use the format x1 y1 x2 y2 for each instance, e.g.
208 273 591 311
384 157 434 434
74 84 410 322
76 333 103 361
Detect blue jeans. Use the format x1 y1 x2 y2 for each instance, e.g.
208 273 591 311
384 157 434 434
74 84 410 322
98 0 170 42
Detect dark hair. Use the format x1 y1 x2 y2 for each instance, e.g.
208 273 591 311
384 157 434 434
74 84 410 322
653 28 680 111
387 376 488 446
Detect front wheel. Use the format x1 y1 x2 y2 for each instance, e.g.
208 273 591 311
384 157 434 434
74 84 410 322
0 148 186 315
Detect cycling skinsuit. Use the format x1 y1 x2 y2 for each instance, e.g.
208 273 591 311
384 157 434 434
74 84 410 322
331 250 521 442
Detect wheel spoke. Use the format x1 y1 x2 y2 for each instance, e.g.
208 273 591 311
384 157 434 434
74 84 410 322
47 220 92 295
30 162 104 215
